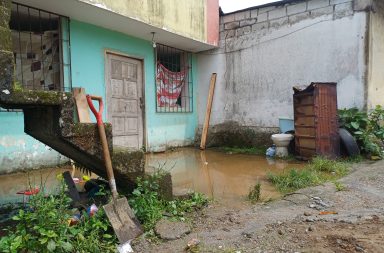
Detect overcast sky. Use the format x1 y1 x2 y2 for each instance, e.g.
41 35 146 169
219 0 282 13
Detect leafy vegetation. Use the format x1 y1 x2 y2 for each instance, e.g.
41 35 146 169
128 170 208 231
267 157 348 193
0 185 117 253
248 182 261 203
333 181 346 191
339 106 384 158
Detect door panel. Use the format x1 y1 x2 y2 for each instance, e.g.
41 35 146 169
106 53 143 150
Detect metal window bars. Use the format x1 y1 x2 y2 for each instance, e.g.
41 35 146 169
155 44 193 113
9 2 71 92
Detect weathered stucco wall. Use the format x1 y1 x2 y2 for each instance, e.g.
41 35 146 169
78 0 217 45
70 20 198 152
367 0 384 109
197 0 369 146
0 112 68 174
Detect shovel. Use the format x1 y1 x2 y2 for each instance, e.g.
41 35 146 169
86 95 143 245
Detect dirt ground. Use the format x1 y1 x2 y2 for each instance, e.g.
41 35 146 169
132 160 384 253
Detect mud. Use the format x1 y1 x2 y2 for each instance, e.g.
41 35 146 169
146 148 304 206
134 159 384 252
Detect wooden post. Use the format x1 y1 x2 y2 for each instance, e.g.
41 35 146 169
200 73 217 150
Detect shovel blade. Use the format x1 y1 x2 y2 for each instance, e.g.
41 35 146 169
103 197 143 243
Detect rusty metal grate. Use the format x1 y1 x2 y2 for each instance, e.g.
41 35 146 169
155 44 193 113
10 2 71 92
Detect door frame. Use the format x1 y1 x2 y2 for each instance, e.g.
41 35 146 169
104 49 147 150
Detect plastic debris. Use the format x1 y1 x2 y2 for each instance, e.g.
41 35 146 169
87 204 99 217
266 144 276 157
117 241 134 253
319 211 338 215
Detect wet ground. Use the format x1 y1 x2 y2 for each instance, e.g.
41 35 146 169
134 160 384 253
146 148 304 206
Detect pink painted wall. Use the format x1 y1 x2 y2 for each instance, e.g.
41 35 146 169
206 0 219 46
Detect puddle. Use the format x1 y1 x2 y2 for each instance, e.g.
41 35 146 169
0 165 96 205
146 148 305 206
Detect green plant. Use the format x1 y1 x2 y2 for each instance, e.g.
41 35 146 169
268 169 320 193
248 182 261 203
129 170 208 231
339 106 384 158
165 192 208 220
0 185 117 253
310 156 348 175
267 157 349 193
333 181 346 191
13 81 23 92
128 173 164 231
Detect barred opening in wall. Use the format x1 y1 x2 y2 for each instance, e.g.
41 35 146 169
156 44 193 113
9 2 71 92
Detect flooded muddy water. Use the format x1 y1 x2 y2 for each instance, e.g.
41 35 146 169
0 165 97 205
0 166 72 204
146 148 305 205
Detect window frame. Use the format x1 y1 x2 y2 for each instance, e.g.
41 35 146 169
10 2 72 92
155 44 193 113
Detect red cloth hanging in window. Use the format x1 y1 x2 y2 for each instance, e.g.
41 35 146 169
156 63 187 107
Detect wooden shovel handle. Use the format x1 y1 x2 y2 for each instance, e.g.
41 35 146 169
86 94 118 199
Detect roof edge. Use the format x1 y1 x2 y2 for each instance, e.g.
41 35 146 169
220 0 305 16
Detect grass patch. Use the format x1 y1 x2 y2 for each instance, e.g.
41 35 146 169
220 146 266 155
128 170 209 231
267 157 349 193
333 181 347 191
248 182 261 203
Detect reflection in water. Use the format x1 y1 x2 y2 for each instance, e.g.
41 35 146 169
146 148 305 205
0 166 96 204
0 167 71 204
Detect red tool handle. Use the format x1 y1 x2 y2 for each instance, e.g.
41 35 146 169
86 95 103 125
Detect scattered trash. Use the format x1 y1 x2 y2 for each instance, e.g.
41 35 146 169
319 211 338 215
87 204 99 217
266 144 276 157
309 196 331 210
2 89 10 94
185 238 200 250
117 241 134 253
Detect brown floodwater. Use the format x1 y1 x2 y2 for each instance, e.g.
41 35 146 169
0 166 71 204
0 165 97 205
146 148 305 205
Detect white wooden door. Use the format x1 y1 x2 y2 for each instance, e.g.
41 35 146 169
106 53 144 150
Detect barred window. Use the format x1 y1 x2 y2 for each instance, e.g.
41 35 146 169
10 2 71 92
155 44 193 113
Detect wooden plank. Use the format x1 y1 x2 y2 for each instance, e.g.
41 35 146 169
73 87 92 123
200 73 217 150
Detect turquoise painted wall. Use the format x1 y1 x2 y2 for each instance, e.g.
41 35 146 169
70 20 198 151
0 112 68 173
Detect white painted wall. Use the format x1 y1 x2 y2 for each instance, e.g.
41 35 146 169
198 9 367 129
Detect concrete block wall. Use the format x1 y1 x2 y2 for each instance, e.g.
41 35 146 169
197 0 370 147
220 0 360 40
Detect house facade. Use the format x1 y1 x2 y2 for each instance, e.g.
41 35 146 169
197 0 384 146
0 0 219 173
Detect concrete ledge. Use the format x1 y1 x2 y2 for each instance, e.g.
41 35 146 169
196 121 279 148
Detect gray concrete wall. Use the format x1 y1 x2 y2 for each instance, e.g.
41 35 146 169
197 0 369 144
